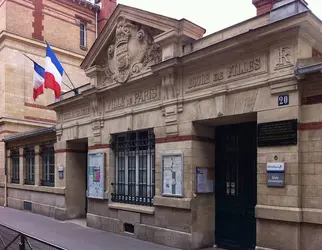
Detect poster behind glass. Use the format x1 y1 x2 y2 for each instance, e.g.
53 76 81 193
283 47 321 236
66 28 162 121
161 153 184 197
88 152 105 199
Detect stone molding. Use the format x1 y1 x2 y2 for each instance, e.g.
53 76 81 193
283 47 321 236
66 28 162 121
153 195 192 210
256 205 322 225
256 247 276 250
7 183 65 195
256 205 302 222
108 202 155 214
0 31 85 60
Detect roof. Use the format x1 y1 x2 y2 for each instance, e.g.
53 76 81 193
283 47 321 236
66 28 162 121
3 126 56 142
68 0 100 11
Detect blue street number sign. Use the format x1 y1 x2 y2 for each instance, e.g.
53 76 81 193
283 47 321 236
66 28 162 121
278 94 289 106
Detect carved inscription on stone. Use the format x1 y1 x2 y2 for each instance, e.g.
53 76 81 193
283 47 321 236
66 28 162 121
63 106 90 121
275 47 292 69
187 57 263 91
106 85 160 112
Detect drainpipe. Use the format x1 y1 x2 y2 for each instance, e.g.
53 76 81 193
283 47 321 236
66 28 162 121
95 10 98 38
4 140 7 207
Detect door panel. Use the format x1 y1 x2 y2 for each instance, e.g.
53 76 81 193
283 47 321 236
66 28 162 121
215 122 257 250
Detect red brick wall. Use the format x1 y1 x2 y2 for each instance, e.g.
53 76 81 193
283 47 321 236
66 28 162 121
252 0 281 16
6 0 97 54
312 49 322 58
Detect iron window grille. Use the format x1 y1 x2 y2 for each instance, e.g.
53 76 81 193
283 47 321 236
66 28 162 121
24 148 35 185
40 146 55 187
111 129 155 206
10 150 20 184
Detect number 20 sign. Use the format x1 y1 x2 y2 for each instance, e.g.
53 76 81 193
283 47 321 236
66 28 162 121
278 94 289 106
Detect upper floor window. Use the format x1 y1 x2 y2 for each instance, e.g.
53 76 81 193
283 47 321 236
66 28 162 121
41 146 55 187
10 150 20 184
80 22 86 48
111 129 155 206
24 148 35 185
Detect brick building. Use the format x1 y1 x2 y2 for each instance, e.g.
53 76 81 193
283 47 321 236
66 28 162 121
0 0 116 206
3 0 322 250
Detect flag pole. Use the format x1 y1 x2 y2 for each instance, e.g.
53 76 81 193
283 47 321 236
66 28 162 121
64 70 78 96
23 53 73 91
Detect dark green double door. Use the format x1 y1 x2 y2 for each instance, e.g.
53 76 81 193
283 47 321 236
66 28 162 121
215 122 257 250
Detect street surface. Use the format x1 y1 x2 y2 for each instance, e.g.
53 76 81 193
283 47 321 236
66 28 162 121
0 206 178 250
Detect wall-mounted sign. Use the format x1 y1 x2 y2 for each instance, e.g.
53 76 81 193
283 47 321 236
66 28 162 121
88 152 105 199
278 94 289 106
161 153 184 197
267 162 285 187
58 167 64 179
195 167 215 193
257 119 298 147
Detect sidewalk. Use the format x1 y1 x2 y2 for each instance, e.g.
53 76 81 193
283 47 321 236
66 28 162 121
0 206 178 250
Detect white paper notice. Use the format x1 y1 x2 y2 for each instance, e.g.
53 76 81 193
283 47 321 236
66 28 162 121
162 153 183 196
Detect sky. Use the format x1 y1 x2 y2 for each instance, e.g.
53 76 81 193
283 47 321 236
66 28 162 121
117 0 322 35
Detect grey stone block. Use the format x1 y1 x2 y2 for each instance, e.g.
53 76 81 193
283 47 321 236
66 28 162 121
8 197 22 210
101 216 120 234
118 210 140 224
87 213 102 230
136 224 192 249
54 207 67 221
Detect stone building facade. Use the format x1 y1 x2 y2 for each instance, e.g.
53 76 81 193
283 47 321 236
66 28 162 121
0 0 116 208
4 0 322 250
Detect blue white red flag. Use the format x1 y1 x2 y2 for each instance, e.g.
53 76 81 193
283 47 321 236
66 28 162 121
33 62 45 101
44 43 64 99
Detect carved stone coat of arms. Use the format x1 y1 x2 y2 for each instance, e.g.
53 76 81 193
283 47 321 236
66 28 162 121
103 16 161 84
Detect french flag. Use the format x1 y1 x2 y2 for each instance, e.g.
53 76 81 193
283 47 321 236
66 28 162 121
44 43 64 100
33 62 45 101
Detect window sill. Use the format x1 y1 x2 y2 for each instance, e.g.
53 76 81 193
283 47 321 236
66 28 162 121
7 183 65 195
108 202 155 215
80 45 88 51
153 195 192 210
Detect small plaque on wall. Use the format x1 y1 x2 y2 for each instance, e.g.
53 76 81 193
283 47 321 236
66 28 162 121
267 162 285 187
195 167 214 193
161 153 184 197
257 119 298 147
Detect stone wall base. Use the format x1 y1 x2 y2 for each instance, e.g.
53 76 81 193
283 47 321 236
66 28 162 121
87 213 192 249
0 187 4 206
7 197 66 220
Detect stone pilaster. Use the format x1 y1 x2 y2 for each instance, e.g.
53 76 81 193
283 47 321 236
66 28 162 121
160 68 183 137
34 145 41 186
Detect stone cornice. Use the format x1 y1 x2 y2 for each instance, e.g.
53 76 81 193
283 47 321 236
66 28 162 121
181 12 312 66
0 31 85 61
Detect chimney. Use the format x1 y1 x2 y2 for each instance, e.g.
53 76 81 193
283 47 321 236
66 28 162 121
98 0 117 34
252 0 281 15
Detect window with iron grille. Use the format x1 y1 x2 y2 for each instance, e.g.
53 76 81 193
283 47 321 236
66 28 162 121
11 150 20 184
24 148 35 185
111 129 155 206
41 146 55 187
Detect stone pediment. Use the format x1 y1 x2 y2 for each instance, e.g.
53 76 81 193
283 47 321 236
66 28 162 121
81 4 205 87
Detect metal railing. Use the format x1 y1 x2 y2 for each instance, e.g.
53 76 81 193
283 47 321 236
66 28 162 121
0 223 67 250
111 183 155 206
